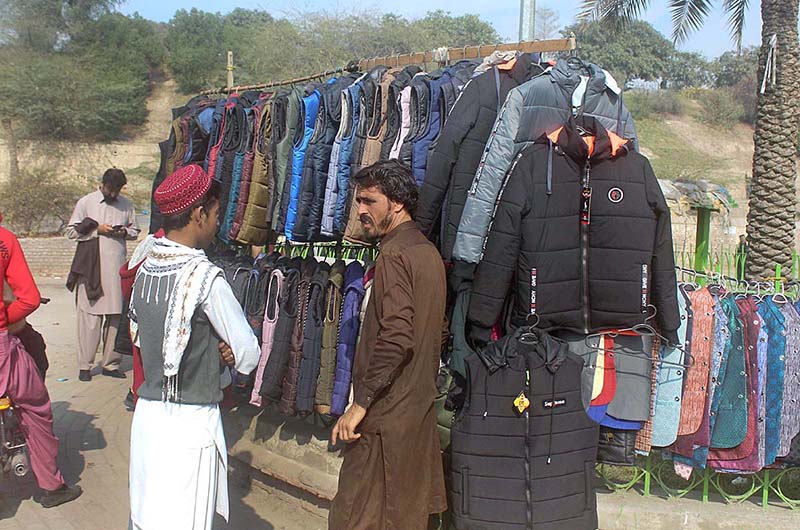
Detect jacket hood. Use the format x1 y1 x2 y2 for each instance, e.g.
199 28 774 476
545 115 630 162
549 58 620 98
476 328 569 375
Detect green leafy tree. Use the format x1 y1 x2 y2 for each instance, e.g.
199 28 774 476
165 9 226 93
579 0 800 278
565 19 686 84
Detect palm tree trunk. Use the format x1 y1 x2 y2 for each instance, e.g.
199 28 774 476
746 0 800 279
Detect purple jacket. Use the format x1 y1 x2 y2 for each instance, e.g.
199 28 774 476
331 261 365 415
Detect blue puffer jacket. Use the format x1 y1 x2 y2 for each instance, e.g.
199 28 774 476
285 88 321 240
331 261 365 416
411 70 450 186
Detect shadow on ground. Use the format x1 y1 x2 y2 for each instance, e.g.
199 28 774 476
0 402 104 521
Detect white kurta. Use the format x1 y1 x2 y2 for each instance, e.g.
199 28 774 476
129 274 260 530
65 190 140 315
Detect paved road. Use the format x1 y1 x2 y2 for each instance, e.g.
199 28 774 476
0 278 327 530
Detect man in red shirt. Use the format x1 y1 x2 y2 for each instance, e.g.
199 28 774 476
0 212 82 507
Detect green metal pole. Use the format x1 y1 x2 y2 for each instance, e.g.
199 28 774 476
762 469 770 509
702 467 710 503
643 454 651 497
694 208 712 283
775 263 782 292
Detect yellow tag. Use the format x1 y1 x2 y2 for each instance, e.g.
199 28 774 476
514 391 530 414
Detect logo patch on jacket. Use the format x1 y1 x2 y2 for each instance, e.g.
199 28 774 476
543 398 566 408
608 187 624 203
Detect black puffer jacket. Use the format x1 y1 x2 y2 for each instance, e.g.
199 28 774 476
417 54 543 259
468 116 679 345
450 328 599 530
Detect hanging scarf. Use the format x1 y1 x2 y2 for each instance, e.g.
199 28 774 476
130 238 222 401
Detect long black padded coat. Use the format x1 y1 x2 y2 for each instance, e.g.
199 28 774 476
468 116 680 346
449 328 599 530
416 54 543 260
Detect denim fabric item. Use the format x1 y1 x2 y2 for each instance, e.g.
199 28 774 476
779 303 800 456
651 283 690 447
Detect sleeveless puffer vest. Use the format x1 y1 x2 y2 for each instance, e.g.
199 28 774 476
315 260 345 415
204 98 225 171
236 94 275 245
399 73 432 165
250 266 285 407
330 82 363 237
411 70 451 186
259 257 302 402
230 96 267 242
450 328 599 530
331 261 365 416
380 65 421 160
294 75 358 241
273 88 303 232
284 87 321 240
296 262 331 415
351 66 388 175
279 257 317 415
321 80 360 237
389 85 412 159
216 96 244 229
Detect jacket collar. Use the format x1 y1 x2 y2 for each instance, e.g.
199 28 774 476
545 115 629 162
379 220 415 247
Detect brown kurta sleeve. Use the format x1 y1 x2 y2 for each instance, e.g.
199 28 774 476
354 252 415 409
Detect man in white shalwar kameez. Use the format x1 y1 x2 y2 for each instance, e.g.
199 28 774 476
128 164 260 530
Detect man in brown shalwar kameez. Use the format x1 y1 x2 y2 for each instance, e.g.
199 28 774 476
330 160 447 530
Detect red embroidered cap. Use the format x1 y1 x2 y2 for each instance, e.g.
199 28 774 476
154 164 212 216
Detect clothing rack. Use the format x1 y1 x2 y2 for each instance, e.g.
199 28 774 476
357 35 577 71
199 35 577 96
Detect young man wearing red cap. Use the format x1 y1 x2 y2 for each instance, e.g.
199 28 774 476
128 165 260 530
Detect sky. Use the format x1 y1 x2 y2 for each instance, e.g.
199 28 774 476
120 0 763 58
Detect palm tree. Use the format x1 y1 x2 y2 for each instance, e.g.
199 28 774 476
580 0 799 280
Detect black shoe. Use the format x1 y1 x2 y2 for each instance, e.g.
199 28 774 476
124 389 135 411
78 370 91 382
40 484 82 508
102 369 127 379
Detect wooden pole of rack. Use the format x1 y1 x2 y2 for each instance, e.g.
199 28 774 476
200 36 577 95
226 51 234 91
357 36 576 71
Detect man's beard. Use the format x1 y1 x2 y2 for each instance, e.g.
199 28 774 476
102 193 118 204
361 210 394 243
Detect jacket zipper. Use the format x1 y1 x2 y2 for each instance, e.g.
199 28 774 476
580 157 592 334
524 366 532 529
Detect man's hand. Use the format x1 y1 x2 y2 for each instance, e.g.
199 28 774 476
219 341 235 367
97 224 115 236
331 403 367 444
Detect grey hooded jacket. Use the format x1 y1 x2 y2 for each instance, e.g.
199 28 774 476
452 58 638 268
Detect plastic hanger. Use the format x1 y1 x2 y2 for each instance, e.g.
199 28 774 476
584 323 694 369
